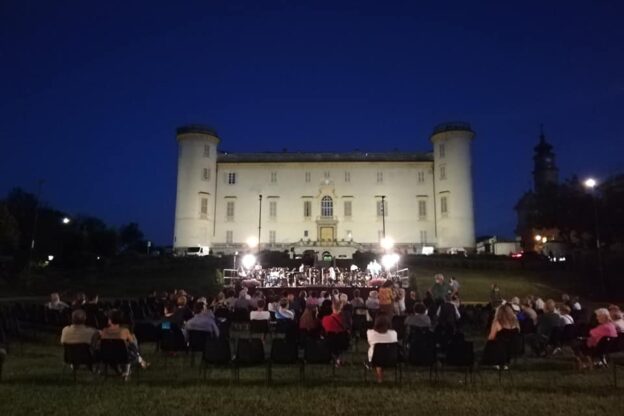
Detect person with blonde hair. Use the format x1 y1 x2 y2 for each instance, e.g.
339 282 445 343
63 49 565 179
487 303 520 341
573 308 617 369
608 305 624 333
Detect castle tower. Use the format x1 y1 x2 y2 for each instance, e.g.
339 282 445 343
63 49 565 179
173 125 220 251
532 127 558 194
430 122 476 250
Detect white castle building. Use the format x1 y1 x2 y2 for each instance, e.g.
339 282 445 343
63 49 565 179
173 122 475 258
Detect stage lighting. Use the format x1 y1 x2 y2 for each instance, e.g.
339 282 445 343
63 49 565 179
246 236 259 248
380 237 394 250
241 254 256 270
381 253 399 270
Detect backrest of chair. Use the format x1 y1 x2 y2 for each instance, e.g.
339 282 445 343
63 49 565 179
203 338 231 364
303 338 332 364
160 326 187 352
236 338 265 365
250 319 269 334
595 336 615 354
407 331 436 365
134 322 160 344
371 342 399 367
270 338 299 364
100 339 130 365
63 343 93 366
445 340 474 366
188 330 211 352
392 316 406 340
232 308 250 322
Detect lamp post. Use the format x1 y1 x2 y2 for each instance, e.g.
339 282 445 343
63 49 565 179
258 194 262 250
583 178 605 294
375 195 386 238
25 179 44 279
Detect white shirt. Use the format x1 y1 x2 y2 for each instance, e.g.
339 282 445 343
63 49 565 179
613 319 624 333
561 314 574 325
366 329 398 362
250 310 270 321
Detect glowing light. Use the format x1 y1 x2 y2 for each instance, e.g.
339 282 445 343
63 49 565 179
380 237 394 250
541 237 547 243
62 217 71 224
48 255 54 261
241 254 256 270
381 253 400 270
246 236 258 248
583 178 597 189
534 235 542 242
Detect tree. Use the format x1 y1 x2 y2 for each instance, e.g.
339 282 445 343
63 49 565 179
0 203 19 253
119 222 145 252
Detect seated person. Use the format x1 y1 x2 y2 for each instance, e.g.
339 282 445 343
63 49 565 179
46 292 69 311
559 305 575 326
527 299 563 356
234 289 251 311
366 291 380 311
250 299 270 321
299 305 320 336
405 303 431 336
608 305 624 334
366 313 398 383
275 298 295 320
321 300 350 366
185 301 219 338
100 310 149 379
487 304 520 341
170 295 193 327
573 308 618 369
351 289 365 309
60 309 99 348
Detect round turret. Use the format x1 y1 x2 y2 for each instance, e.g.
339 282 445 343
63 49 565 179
430 122 475 250
173 125 220 252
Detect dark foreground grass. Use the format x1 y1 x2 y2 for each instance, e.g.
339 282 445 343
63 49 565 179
1 337 622 416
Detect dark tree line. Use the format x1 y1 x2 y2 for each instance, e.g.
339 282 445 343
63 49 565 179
0 188 148 281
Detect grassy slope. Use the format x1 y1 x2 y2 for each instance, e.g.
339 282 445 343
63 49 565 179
0 339 621 416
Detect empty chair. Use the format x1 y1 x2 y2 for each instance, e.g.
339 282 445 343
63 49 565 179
234 338 266 382
405 330 437 381
159 324 187 364
202 338 233 381
250 319 269 338
268 338 301 383
443 338 475 384
302 337 334 380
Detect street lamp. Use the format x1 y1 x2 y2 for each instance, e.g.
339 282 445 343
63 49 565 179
62 217 71 224
583 177 605 293
534 235 542 242
381 236 394 251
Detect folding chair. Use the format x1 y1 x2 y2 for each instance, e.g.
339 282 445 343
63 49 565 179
62 343 96 382
365 342 401 383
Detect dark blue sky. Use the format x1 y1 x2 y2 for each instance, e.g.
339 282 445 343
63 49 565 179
1 1 623 245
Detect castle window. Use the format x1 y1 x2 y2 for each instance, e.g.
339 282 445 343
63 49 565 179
227 172 237 185
321 196 333 218
418 171 425 183
226 230 233 244
344 200 352 218
305 172 311 183
269 230 276 244
440 165 446 180
203 144 210 157
200 197 208 218
376 171 383 183
420 230 428 243
439 143 445 158
303 201 312 218
345 171 351 182
324 171 330 179
202 168 210 181
441 196 449 216
418 200 427 219
270 171 277 183
269 201 277 218
304 230 309 238
226 201 235 221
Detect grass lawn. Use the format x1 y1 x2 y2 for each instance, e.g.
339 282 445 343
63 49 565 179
1 333 622 416
411 266 578 302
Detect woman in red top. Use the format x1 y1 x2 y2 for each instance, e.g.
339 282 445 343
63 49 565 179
322 301 349 366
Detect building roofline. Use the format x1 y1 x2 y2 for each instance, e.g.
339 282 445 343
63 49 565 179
216 151 434 163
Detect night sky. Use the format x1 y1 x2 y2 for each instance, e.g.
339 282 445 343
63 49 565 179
1 1 623 245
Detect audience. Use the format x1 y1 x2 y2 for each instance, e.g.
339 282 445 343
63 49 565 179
608 305 624 334
46 293 69 311
366 313 398 383
322 300 349 366
487 303 520 341
250 299 270 321
405 303 431 334
528 299 563 356
275 298 295 320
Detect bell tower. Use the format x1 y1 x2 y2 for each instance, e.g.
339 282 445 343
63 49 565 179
533 126 559 194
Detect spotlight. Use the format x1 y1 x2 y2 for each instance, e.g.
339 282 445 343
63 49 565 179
246 236 258 248
241 254 256 270
380 237 394 250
